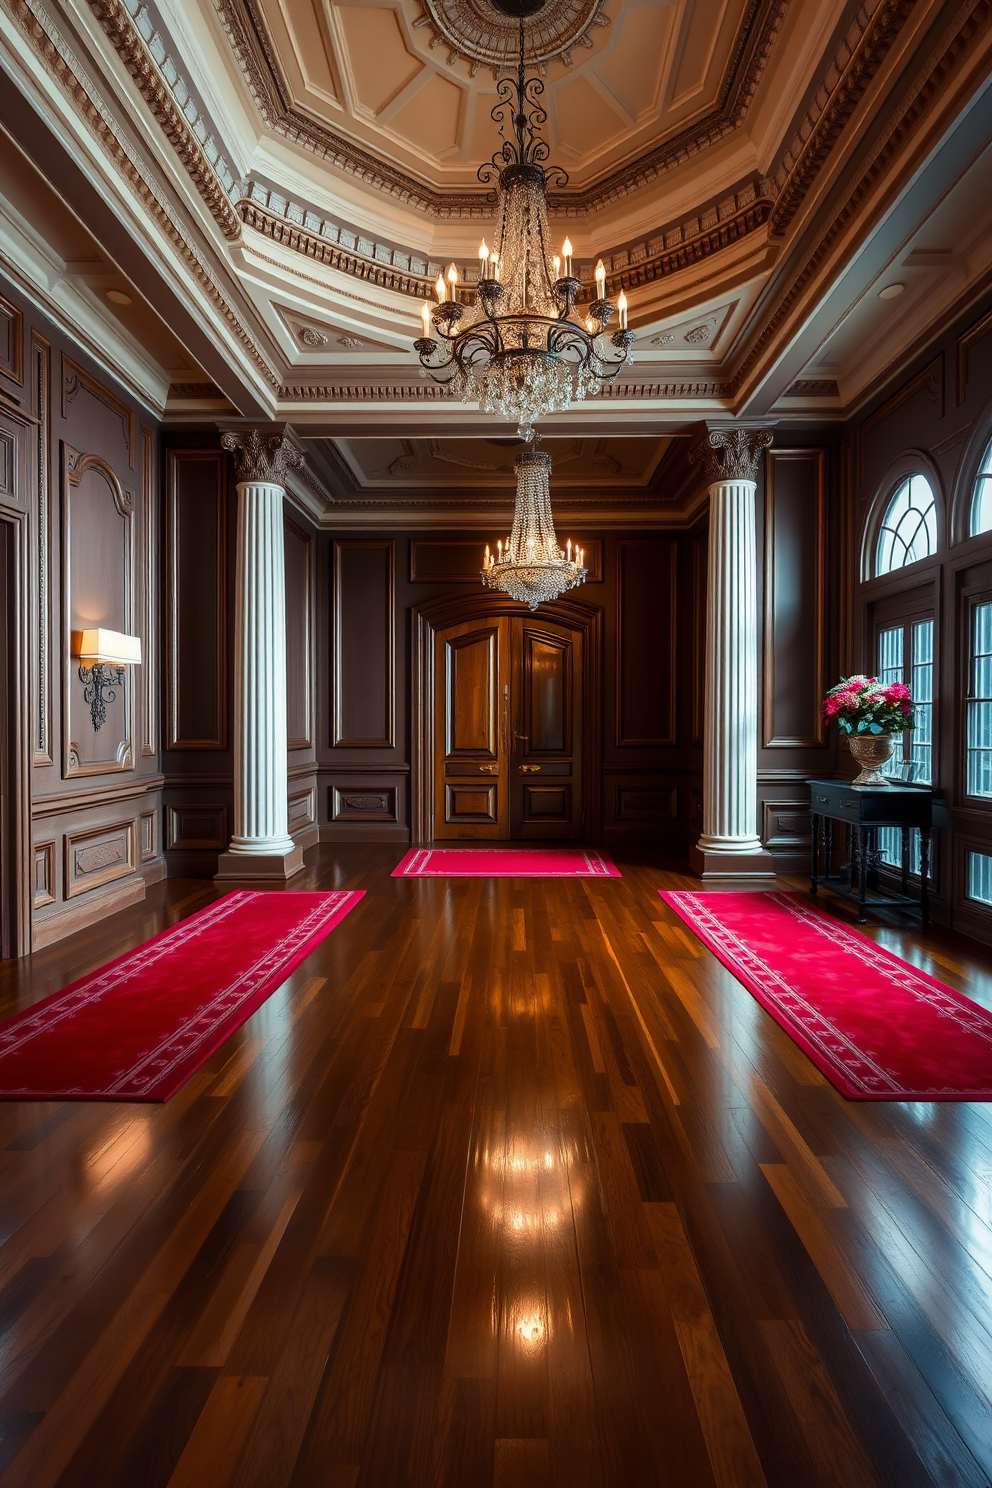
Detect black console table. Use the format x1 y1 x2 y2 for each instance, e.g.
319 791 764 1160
807 778 932 924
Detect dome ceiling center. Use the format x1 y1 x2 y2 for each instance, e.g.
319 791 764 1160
419 0 609 76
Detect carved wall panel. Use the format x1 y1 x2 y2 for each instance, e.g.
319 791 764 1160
616 538 678 746
285 517 313 750
332 785 398 822
140 808 157 860
288 785 316 833
32 332 52 765
165 451 227 750
61 355 135 468
166 802 229 851
762 449 827 748
615 785 679 821
33 841 56 907
0 292 24 386
332 539 395 747
64 818 136 897
61 447 135 777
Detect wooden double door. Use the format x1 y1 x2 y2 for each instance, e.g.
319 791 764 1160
435 614 584 839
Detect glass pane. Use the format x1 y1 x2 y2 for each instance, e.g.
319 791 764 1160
968 851 992 905
876 625 907 775
877 827 901 868
967 604 992 798
910 619 933 784
874 475 938 576
971 439 992 535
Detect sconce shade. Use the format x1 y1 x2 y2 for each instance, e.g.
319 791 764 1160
76 629 142 666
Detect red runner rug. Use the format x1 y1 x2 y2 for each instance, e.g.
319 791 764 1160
392 847 621 878
0 889 364 1102
660 890 992 1100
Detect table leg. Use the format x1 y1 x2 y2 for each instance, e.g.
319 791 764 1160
857 826 869 923
810 811 820 893
919 828 931 926
901 827 909 897
825 819 834 879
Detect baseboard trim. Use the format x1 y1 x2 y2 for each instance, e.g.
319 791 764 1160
33 877 146 950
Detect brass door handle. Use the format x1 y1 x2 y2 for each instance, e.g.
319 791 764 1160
520 764 541 773
479 763 498 773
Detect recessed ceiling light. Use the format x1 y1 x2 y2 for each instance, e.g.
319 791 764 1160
878 283 905 300
106 289 132 305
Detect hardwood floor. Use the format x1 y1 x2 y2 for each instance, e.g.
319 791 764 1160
1 845 991 1487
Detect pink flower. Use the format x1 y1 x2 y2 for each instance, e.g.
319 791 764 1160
884 682 911 701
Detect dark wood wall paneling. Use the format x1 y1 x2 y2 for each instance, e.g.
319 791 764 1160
161 447 231 874
844 292 992 945
757 446 836 870
316 530 706 847
0 272 163 952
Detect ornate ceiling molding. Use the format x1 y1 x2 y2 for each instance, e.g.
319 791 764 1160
415 0 609 78
2 0 280 390
85 0 241 239
730 0 992 400
211 0 789 216
275 379 727 403
769 0 917 235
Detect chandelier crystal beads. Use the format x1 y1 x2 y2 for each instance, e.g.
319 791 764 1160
413 7 633 438
481 448 587 609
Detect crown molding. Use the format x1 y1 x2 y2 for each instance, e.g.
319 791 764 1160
2 0 280 396
729 0 992 402
86 0 242 240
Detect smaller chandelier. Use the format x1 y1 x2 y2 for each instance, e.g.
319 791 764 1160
482 448 587 610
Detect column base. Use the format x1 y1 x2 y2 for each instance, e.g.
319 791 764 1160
214 842 305 883
688 839 775 881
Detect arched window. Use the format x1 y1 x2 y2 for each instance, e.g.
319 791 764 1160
874 474 938 576
970 436 992 535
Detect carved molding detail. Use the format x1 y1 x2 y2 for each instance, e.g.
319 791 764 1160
769 0 917 234
3 0 279 390
415 0 609 77
276 379 727 403
784 379 840 397
222 428 305 486
731 0 992 398
213 0 789 216
692 428 773 484
86 0 241 239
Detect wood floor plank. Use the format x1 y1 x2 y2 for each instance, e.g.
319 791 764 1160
1 851 991 1487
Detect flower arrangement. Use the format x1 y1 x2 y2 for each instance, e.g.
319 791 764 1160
821 675 915 736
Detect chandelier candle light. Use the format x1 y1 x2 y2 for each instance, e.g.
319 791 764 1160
412 1 634 438
482 447 587 609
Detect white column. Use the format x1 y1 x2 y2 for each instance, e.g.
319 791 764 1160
690 428 774 880
216 430 304 881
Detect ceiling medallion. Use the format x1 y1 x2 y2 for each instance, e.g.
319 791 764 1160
413 9 634 438
482 447 587 609
415 0 609 78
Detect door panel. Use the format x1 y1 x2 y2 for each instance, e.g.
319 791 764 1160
446 628 499 757
435 618 509 838
434 613 583 841
525 636 569 753
512 619 582 839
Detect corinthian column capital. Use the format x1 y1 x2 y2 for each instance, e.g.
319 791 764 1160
691 427 773 485
221 428 305 487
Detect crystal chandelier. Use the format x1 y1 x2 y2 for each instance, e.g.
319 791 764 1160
413 1 634 439
482 447 587 609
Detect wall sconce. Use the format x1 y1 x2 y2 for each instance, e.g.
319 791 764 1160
75 629 142 732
